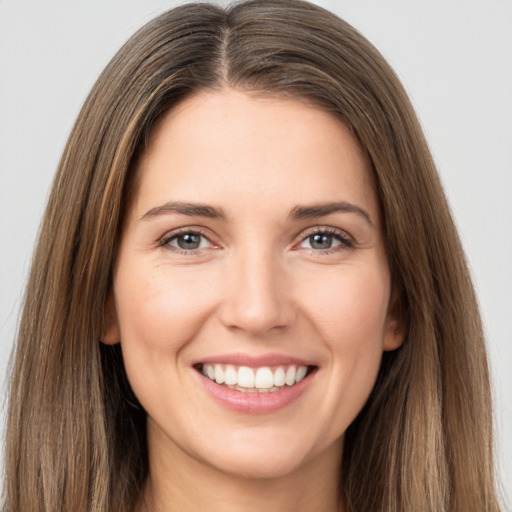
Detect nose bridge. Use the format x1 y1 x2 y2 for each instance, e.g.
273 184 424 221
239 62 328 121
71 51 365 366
220 236 294 334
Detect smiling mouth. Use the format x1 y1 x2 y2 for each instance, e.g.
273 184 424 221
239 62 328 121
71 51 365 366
194 363 317 393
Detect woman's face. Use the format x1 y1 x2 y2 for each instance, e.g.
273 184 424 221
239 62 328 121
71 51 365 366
105 88 403 480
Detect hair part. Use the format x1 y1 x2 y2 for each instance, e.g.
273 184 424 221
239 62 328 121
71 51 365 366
4 1 501 511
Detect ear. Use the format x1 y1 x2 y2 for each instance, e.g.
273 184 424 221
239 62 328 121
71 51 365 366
383 289 406 351
101 291 120 345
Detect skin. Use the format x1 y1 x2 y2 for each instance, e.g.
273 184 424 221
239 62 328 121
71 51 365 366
104 88 404 512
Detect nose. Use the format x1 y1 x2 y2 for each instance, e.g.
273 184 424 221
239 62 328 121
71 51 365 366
218 243 296 336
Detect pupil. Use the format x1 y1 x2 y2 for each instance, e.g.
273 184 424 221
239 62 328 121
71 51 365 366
178 233 200 250
310 234 332 249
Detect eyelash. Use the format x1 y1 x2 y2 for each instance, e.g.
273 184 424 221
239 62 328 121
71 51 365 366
159 227 215 255
295 227 353 253
159 226 353 255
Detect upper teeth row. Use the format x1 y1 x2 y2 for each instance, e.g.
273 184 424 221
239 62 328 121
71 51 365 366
202 364 308 389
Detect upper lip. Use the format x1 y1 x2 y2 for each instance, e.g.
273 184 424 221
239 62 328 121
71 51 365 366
194 353 316 368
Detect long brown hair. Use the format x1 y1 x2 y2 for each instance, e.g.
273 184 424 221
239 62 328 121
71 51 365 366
4 1 502 511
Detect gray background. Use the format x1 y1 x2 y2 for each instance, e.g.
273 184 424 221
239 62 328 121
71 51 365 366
1 0 511 505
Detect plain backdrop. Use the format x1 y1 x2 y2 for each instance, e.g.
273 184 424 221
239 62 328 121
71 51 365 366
1 0 511 505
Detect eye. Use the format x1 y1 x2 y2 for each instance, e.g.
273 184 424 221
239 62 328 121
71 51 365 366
304 233 339 250
162 230 214 252
298 228 352 251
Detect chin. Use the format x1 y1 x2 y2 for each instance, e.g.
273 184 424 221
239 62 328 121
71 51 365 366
193 430 329 481
206 449 308 480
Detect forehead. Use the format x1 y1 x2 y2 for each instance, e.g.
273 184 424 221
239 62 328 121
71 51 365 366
130 88 378 223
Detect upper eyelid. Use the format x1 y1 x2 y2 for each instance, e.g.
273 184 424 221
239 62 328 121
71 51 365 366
160 226 217 246
297 225 352 241
300 225 348 234
294 226 354 251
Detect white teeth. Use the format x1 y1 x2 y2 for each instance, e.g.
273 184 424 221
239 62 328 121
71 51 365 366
214 365 224 384
255 367 274 389
224 365 237 385
295 365 307 383
274 366 286 386
201 363 311 391
237 366 255 388
285 366 296 386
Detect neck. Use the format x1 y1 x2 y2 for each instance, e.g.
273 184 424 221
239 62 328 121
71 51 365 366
138 426 343 512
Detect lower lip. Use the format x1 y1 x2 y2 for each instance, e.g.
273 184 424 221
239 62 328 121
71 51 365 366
195 370 314 414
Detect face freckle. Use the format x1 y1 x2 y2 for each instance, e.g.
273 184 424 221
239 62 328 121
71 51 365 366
104 87 404 482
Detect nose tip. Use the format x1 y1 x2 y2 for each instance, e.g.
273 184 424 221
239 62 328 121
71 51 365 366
218 253 295 335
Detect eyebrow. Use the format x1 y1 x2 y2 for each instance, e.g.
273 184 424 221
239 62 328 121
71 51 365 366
289 201 374 226
140 200 373 226
140 201 227 221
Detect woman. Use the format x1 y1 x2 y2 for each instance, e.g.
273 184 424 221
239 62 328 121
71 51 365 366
3 1 504 511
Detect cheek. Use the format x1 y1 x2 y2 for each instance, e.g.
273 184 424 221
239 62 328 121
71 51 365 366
303 264 389 388
300 267 390 437
303 264 390 347
113 262 218 358
112 262 220 417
